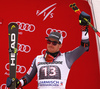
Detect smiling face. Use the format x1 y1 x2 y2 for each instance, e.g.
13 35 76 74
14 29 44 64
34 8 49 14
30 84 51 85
47 38 62 53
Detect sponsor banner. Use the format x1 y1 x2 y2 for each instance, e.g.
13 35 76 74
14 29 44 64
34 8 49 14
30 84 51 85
0 0 99 89
38 80 63 87
37 61 63 66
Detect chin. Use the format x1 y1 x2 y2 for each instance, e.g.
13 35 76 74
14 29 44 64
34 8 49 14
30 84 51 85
48 49 54 53
48 50 56 53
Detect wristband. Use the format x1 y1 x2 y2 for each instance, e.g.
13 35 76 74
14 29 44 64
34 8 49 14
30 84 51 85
81 41 90 47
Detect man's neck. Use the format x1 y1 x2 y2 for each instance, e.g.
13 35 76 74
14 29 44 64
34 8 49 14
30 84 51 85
47 51 60 57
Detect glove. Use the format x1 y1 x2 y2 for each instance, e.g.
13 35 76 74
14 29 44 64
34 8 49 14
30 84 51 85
6 77 12 87
79 11 91 26
16 78 21 88
6 77 21 88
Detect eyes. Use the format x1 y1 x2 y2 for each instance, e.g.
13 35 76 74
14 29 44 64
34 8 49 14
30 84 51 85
47 40 60 46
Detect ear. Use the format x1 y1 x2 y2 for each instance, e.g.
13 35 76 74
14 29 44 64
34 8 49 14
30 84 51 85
59 44 62 49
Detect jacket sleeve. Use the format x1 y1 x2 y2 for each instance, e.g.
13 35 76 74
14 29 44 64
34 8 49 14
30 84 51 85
65 45 89 69
65 21 90 69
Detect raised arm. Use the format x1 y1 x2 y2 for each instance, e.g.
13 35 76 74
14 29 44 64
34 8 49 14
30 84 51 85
65 11 90 69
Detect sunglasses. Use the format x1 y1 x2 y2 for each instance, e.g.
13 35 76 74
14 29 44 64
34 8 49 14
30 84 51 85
47 40 60 46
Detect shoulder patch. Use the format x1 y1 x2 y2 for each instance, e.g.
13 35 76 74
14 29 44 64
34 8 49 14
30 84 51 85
37 55 44 59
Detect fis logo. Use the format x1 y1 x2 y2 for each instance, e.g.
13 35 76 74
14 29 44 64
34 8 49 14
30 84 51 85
36 3 57 21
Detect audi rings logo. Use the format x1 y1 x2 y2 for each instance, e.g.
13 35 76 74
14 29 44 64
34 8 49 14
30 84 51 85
5 63 26 75
0 84 8 89
18 43 31 53
0 84 22 89
46 28 67 38
16 21 35 32
41 49 47 55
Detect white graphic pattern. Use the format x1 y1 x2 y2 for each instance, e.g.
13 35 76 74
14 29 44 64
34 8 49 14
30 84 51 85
46 28 67 38
36 3 57 21
18 43 31 53
5 63 26 75
16 21 35 32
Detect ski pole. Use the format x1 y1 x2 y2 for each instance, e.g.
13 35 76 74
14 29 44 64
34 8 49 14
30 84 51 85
69 3 100 37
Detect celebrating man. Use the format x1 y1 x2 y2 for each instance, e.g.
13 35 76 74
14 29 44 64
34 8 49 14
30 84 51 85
7 11 90 89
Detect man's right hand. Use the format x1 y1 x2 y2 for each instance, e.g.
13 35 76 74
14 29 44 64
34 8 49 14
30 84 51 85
79 11 91 26
6 77 21 88
6 77 12 87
